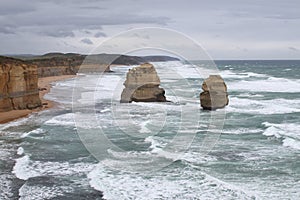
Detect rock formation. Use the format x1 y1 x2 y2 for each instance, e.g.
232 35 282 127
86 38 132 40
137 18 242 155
0 56 41 112
121 63 167 103
200 75 229 110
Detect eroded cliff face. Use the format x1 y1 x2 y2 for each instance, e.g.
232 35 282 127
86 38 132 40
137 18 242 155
0 56 41 112
29 55 111 77
121 63 167 103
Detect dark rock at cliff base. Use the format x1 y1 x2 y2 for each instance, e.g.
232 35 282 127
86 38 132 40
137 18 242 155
121 63 167 103
200 75 229 110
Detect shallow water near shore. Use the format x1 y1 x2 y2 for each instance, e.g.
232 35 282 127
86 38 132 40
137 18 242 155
0 60 300 199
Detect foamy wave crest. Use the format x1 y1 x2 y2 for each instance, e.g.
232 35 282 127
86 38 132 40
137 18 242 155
21 128 45 138
19 183 73 200
13 155 95 181
263 122 300 150
88 164 258 200
221 70 267 79
13 155 41 180
45 113 75 127
228 77 300 93
17 147 24 155
227 97 300 114
222 128 263 135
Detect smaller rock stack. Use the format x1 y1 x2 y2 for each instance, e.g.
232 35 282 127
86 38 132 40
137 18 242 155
200 75 229 110
120 63 167 103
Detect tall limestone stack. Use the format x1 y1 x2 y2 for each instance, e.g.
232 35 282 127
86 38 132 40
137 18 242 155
0 56 41 112
121 63 167 103
200 75 229 110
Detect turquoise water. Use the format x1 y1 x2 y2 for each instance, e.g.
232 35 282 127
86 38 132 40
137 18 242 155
0 60 299 199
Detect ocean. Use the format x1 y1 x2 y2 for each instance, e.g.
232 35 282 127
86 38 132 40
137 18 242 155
0 60 299 200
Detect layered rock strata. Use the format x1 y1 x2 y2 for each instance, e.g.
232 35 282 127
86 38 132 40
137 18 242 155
121 63 167 103
200 75 229 110
0 56 41 112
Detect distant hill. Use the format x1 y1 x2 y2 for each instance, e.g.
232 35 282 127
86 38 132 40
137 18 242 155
142 55 180 62
9 53 180 64
2 53 180 77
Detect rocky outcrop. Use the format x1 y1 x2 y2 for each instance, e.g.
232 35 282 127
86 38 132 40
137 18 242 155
0 56 41 112
121 63 167 103
200 75 229 110
28 55 86 77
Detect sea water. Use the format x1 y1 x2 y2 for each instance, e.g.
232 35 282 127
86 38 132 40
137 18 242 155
0 60 299 199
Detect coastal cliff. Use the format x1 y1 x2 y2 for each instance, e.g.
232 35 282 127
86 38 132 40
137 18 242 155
0 56 41 112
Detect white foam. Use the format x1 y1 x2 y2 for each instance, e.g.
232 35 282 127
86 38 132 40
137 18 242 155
180 152 217 164
13 155 95 181
236 93 264 98
263 122 300 150
13 155 41 180
21 128 44 138
221 70 267 79
222 128 262 135
100 108 110 113
227 97 300 114
282 138 300 150
19 182 73 200
17 147 24 155
228 77 300 93
139 120 151 133
0 174 14 199
88 163 258 200
262 126 282 138
45 113 75 127
144 136 162 150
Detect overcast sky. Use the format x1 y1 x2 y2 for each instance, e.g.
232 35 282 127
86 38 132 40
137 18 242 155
1 0 300 59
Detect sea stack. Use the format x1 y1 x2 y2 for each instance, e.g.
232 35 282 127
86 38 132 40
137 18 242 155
120 63 167 103
200 75 229 110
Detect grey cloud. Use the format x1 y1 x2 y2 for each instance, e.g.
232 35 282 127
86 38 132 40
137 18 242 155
82 30 92 34
94 32 107 37
9 14 169 27
288 47 299 51
0 26 16 34
0 0 36 15
1 4 169 38
79 6 104 10
42 30 75 38
37 0 106 4
81 38 93 45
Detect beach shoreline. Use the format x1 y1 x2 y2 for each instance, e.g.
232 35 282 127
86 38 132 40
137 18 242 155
0 75 76 124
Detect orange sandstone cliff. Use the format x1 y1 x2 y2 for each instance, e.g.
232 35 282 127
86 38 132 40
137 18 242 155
0 56 41 112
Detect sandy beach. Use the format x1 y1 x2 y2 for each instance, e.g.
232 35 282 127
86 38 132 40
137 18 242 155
0 75 76 124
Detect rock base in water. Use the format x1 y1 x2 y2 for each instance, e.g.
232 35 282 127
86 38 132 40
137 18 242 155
120 63 167 103
200 75 229 110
